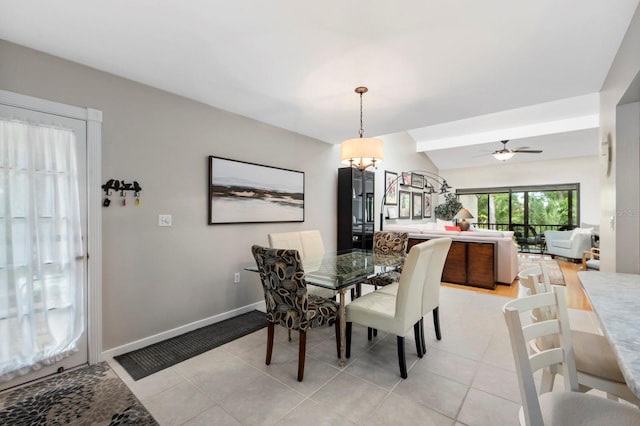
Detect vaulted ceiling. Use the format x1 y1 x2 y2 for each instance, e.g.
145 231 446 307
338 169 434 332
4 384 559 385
1 1 638 168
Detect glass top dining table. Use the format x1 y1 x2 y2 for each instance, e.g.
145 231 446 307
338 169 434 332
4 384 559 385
246 249 406 366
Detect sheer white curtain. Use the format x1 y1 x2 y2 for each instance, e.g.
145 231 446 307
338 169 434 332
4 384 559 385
0 118 84 382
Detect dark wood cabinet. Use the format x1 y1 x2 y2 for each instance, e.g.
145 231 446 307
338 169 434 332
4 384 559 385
408 237 496 289
337 167 375 251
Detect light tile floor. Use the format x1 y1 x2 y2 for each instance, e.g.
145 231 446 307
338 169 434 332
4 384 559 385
107 286 602 426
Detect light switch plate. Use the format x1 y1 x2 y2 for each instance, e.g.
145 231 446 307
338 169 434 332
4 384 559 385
158 214 172 227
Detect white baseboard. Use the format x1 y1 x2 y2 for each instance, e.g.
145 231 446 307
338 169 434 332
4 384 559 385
101 301 266 360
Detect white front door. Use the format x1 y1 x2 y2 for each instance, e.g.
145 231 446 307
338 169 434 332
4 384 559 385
0 104 88 391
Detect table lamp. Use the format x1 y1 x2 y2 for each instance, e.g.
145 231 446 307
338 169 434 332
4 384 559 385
455 208 474 231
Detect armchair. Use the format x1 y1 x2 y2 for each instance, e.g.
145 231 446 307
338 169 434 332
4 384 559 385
543 228 593 260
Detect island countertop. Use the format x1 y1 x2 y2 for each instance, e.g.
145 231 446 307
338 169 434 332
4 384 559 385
578 271 640 398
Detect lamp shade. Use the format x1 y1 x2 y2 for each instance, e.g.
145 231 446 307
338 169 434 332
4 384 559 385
455 208 474 219
340 137 384 169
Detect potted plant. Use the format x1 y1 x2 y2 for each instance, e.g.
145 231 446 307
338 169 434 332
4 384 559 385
434 193 463 220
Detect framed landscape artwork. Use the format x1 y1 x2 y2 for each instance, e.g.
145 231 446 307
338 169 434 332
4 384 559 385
384 170 398 205
399 191 411 219
411 173 424 189
423 193 432 218
412 192 423 219
209 156 304 224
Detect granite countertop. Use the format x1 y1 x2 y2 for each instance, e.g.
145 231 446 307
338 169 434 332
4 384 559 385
577 271 640 398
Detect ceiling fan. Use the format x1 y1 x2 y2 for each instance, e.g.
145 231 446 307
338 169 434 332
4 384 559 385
492 140 542 161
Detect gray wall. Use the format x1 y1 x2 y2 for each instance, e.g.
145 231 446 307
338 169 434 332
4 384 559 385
0 40 434 352
599 4 640 272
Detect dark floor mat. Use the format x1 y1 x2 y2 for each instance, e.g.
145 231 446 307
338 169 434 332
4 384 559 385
114 310 266 380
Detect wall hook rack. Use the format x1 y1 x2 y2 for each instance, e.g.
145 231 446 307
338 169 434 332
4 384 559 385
102 179 142 197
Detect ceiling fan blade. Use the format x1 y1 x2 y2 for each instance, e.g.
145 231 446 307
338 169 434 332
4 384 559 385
513 149 543 153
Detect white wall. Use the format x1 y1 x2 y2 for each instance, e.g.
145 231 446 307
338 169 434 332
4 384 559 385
375 132 440 229
599 5 640 272
438 156 600 224
614 102 640 273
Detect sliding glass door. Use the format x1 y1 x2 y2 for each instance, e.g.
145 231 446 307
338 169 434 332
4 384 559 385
457 184 580 236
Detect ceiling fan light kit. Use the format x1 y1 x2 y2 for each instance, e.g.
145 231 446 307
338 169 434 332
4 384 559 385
492 151 516 161
491 140 542 161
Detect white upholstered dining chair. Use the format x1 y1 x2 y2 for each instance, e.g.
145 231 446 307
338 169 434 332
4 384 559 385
268 230 335 299
377 237 452 356
503 287 640 425
345 240 436 378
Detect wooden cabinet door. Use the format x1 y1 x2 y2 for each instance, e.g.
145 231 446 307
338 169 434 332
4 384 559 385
467 243 496 289
442 241 467 284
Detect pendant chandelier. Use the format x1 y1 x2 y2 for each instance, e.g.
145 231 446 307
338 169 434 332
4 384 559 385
340 86 383 170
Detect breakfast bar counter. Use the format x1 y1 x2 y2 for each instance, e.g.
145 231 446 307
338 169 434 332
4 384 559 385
578 271 640 398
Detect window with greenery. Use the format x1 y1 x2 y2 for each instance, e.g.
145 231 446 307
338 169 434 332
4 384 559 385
456 184 579 233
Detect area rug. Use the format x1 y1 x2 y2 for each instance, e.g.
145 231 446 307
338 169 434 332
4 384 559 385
115 309 267 380
517 254 566 285
0 362 157 425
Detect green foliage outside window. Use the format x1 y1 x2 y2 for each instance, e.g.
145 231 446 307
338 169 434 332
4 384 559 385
465 188 577 228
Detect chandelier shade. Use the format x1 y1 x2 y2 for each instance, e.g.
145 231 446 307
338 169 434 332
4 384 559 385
340 137 384 169
340 86 383 170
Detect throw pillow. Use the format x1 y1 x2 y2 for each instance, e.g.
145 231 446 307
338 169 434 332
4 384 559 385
444 225 461 232
436 219 454 230
570 227 593 241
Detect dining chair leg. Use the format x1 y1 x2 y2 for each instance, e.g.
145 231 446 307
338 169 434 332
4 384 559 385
346 322 352 358
414 321 423 358
334 320 341 358
298 330 306 382
368 327 373 341
266 322 275 365
397 336 408 379
419 318 426 356
433 307 442 340
288 329 292 341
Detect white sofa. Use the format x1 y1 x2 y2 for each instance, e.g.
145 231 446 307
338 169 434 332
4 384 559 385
383 223 518 286
544 228 593 260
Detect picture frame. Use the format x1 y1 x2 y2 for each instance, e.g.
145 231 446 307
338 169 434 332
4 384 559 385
423 193 432 218
412 192 423 219
384 170 398 205
208 156 304 224
386 206 398 219
411 173 425 189
401 172 411 186
398 191 411 219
